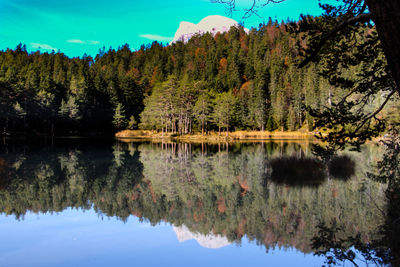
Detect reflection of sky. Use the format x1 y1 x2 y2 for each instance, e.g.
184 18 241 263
0 208 325 267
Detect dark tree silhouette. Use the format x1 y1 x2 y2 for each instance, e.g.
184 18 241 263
213 0 400 149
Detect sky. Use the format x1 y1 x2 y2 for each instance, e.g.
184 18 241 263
0 0 327 57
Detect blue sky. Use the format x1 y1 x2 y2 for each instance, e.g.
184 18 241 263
0 0 326 57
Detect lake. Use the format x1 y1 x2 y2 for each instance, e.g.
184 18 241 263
0 139 389 266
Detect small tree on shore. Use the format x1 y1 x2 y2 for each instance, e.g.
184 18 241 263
113 103 127 130
128 115 138 130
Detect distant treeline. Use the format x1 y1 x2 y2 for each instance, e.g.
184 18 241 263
1 18 394 136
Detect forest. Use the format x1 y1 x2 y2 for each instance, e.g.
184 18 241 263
1 18 397 136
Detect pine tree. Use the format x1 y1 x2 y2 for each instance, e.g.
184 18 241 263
193 93 212 135
212 91 237 136
113 103 127 130
128 115 137 130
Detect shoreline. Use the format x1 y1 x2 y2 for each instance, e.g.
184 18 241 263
115 130 316 142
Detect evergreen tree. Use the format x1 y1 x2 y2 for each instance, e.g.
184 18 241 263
0 15 397 137
113 103 127 130
128 115 138 130
212 92 237 136
193 93 212 135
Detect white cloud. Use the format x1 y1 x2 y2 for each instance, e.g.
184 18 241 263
67 39 86 44
30 42 57 51
139 34 173 42
66 39 100 45
88 40 100 45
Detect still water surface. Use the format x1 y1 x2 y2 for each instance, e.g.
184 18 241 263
0 140 386 266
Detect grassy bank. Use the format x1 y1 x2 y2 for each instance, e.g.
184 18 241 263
115 130 315 141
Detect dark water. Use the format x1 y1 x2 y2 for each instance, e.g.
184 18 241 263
0 139 389 266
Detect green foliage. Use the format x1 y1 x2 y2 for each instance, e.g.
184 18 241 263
59 96 81 122
289 2 398 151
13 102 26 119
0 14 398 136
193 92 213 134
266 116 278 131
113 103 127 130
212 91 237 134
128 115 137 130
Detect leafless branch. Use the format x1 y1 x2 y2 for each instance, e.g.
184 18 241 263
299 12 372 68
211 0 286 20
351 89 396 136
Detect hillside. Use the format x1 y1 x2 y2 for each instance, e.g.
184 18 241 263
0 17 397 136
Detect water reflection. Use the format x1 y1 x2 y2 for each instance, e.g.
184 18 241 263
0 139 389 265
174 224 231 249
269 156 326 186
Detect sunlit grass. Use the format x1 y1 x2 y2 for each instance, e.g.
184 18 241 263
116 130 315 140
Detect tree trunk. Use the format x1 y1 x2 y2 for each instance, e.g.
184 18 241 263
328 87 332 108
367 0 400 95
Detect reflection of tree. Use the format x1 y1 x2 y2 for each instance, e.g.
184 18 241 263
328 155 355 180
312 130 400 266
372 131 400 266
0 141 386 255
312 221 386 266
269 156 326 186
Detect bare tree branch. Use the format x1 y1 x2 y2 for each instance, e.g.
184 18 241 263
351 89 396 136
211 0 286 20
299 12 372 68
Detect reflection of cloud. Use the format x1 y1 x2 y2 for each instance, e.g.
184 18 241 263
139 34 173 42
66 39 100 45
173 225 231 249
30 42 57 51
